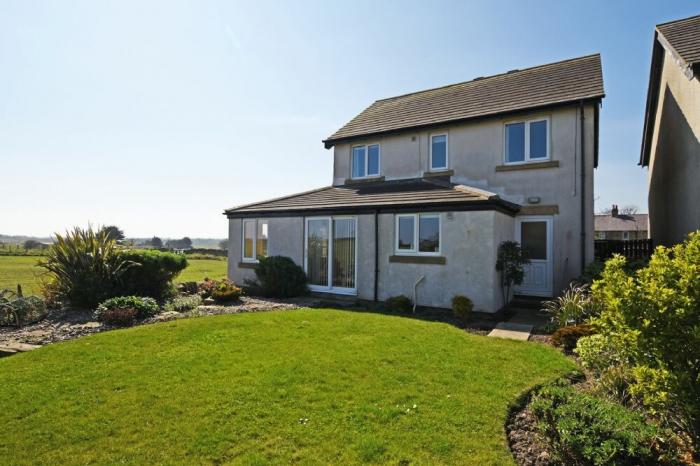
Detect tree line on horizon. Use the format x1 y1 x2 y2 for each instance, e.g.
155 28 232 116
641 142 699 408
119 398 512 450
2 225 226 251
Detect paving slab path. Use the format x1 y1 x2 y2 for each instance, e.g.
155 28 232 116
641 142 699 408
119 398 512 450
0 342 41 357
487 322 533 341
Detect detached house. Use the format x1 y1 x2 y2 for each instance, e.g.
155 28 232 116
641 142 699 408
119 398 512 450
225 55 604 312
640 14 700 246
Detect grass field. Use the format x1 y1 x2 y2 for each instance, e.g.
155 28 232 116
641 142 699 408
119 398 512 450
0 256 227 295
0 309 574 464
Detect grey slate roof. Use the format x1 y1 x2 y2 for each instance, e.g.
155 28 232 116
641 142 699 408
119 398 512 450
324 54 604 147
224 179 520 217
657 14 700 71
594 214 649 232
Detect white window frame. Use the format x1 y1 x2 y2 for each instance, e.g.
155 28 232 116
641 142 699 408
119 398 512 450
351 143 381 179
303 216 358 295
241 219 268 263
429 133 449 171
394 213 442 256
503 117 550 165
622 231 630 241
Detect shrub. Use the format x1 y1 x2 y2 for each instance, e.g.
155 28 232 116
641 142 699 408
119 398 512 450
118 250 188 301
531 382 686 465
385 295 412 313
198 278 239 299
551 324 596 353
197 278 218 298
577 259 647 286
39 227 135 308
575 333 636 373
451 295 473 324
163 294 202 313
95 296 159 322
253 256 308 298
0 291 48 327
543 283 600 329
495 241 530 304
38 279 63 309
95 307 137 326
588 232 700 435
177 281 199 295
199 279 243 303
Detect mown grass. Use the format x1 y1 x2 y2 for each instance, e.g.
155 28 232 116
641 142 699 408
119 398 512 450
0 309 574 464
0 255 44 294
177 257 227 282
0 256 227 295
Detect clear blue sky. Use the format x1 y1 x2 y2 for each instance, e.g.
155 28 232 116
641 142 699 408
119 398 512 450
1 0 697 238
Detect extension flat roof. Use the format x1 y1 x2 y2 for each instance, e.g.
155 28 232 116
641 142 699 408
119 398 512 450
224 178 520 218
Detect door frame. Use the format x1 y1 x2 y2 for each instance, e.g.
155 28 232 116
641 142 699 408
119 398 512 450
304 216 358 296
514 215 553 297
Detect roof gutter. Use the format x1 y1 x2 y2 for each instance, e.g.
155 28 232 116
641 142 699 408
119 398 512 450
225 198 521 219
323 97 604 149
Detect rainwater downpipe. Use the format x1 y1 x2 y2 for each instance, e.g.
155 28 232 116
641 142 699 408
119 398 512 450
374 210 379 302
579 101 586 274
413 275 425 313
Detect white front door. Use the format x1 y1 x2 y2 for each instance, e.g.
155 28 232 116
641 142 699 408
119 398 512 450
514 216 553 297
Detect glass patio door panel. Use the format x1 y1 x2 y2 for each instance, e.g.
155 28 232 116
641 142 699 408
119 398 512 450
307 219 329 287
305 217 357 294
332 218 356 289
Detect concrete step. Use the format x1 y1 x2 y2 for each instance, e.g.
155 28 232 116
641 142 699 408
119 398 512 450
510 295 547 310
487 322 533 341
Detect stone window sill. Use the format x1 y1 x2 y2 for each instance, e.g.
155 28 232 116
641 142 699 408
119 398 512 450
389 255 446 265
495 160 559 172
238 262 257 269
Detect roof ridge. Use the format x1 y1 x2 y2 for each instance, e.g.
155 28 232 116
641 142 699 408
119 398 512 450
374 54 601 104
656 13 700 28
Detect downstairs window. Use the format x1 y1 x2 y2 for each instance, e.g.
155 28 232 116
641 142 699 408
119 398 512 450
242 219 268 262
395 214 441 255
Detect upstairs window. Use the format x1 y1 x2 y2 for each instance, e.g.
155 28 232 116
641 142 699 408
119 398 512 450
430 134 448 170
395 214 441 255
242 219 268 262
505 118 549 164
352 144 380 178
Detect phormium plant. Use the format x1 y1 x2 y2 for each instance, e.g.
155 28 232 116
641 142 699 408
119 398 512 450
39 227 135 309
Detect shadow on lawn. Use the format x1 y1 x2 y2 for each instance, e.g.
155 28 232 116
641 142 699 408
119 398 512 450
301 297 500 334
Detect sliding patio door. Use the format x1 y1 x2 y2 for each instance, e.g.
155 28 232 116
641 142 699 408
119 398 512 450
305 217 357 294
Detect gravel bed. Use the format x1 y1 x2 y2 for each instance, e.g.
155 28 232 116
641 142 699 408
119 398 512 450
506 405 557 465
0 296 306 347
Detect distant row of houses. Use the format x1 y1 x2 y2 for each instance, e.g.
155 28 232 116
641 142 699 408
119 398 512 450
594 206 648 241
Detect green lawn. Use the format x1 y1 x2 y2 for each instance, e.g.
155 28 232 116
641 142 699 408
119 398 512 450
0 310 574 464
0 255 44 294
0 256 227 295
177 257 227 282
